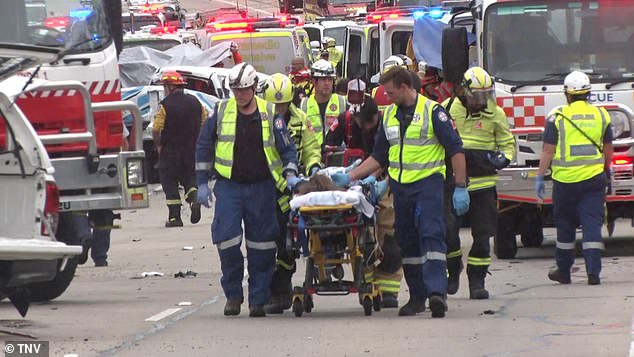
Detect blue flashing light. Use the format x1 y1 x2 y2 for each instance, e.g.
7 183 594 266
429 8 445 19
413 11 425 19
69 8 93 20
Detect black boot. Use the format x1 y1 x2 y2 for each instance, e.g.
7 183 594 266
428 294 448 318
467 265 489 300
447 256 463 295
186 188 201 224
381 292 399 308
165 205 183 227
398 296 426 316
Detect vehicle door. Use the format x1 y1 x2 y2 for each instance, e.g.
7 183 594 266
343 24 367 81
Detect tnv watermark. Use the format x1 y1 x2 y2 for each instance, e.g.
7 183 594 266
4 341 49 357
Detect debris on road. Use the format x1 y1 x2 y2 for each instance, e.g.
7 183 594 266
177 301 193 306
174 270 198 278
182 246 193 251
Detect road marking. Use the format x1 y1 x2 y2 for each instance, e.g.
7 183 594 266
630 313 634 357
144 308 182 322
211 0 274 15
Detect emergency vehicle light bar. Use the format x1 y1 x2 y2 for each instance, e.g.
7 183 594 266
44 16 70 29
207 16 299 32
149 26 177 34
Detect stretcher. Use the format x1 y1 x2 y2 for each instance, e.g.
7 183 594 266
288 185 381 317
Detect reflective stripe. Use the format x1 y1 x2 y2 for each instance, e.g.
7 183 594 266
166 199 181 205
217 135 235 141
468 176 497 191
570 144 598 156
582 242 604 250
245 240 277 250
403 252 446 265
552 158 604 167
388 160 445 171
196 162 212 170
377 279 401 293
446 249 462 259
278 195 290 213
217 235 242 250
364 272 375 282
467 256 491 266
276 259 295 270
284 162 299 174
556 241 575 250
215 157 232 166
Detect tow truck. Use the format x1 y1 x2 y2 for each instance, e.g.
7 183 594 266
0 0 148 301
361 1 634 258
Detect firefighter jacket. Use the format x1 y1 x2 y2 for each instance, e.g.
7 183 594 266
550 101 610 183
443 98 515 191
287 104 322 175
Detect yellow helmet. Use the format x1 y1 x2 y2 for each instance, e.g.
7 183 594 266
463 66 493 91
264 73 293 104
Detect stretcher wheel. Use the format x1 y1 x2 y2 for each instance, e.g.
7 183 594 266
305 257 315 288
293 298 304 317
363 296 372 316
304 294 313 313
373 295 381 312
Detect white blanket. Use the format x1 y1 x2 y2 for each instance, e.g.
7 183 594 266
290 186 374 218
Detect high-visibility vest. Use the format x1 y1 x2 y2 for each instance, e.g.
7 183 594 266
383 94 446 183
214 97 287 195
372 85 391 116
551 101 610 183
287 104 321 175
443 99 516 191
300 94 346 145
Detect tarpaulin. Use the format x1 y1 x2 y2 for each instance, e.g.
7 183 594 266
412 17 476 70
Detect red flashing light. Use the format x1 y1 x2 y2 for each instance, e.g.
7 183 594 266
366 11 400 23
44 16 70 29
150 26 177 34
42 181 59 236
613 157 633 166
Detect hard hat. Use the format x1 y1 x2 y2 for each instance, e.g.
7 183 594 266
311 59 336 78
564 71 591 94
395 54 413 67
264 73 293 103
291 68 311 84
383 55 404 73
462 66 493 91
160 71 186 85
229 62 258 89
322 36 336 48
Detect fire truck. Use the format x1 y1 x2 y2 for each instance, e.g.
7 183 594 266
0 0 148 301
348 1 634 258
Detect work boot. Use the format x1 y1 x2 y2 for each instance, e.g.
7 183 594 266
264 295 284 314
398 296 425 316
548 268 571 284
428 294 448 318
224 299 242 316
587 274 600 285
186 188 201 224
467 265 490 300
165 205 183 228
381 292 399 308
249 304 266 318
447 256 464 295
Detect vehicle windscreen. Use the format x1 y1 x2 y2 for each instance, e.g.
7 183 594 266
122 15 163 32
214 33 296 74
304 27 321 44
485 1 634 83
324 28 346 45
0 0 111 53
123 39 181 51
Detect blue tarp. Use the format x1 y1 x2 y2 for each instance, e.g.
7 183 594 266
412 17 476 70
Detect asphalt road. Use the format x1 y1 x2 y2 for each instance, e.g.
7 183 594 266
1 186 634 357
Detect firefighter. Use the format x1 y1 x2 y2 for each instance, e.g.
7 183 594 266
262 73 322 314
289 57 312 107
331 67 469 318
195 63 299 317
300 59 346 146
152 71 206 227
372 55 415 115
536 71 613 286
325 79 403 308
442 67 515 299
320 36 342 72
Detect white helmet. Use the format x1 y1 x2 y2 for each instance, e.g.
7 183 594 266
564 71 591 95
229 62 258 89
396 54 413 67
383 55 404 73
311 59 336 78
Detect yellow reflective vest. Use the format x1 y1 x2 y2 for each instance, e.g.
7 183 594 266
300 94 346 145
442 99 516 191
287 104 322 175
551 101 610 183
383 94 446 183
214 97 287 194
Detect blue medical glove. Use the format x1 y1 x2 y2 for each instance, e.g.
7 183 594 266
535 175 545 200
452 186 470 216
375 178 388 200
287 174 301 191
344 159 362 173
197 184 212 208
361 175 376 185
309 165 320 176
331 173 351 187
487 151 511 170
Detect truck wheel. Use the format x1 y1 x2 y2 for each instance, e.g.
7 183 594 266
521 214 544 248
26 213 79 301
494 210 518 259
